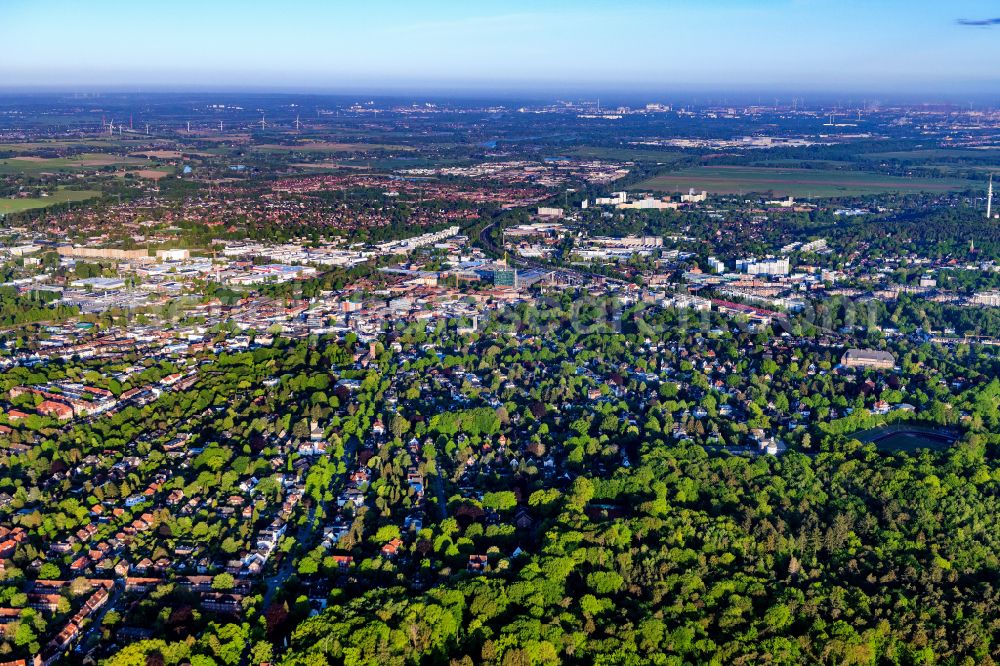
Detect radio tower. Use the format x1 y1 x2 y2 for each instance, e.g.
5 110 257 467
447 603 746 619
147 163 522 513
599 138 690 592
987 174 993 220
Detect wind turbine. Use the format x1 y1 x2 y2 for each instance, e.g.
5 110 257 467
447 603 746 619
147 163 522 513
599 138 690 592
295 114 301 131
260 113 267 130
108 119 114 135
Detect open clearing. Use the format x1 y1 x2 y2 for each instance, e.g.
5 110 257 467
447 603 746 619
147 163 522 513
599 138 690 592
0 189 101 214
633 166 977 197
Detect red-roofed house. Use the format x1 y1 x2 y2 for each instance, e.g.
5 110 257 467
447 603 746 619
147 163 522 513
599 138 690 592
38 400 73 420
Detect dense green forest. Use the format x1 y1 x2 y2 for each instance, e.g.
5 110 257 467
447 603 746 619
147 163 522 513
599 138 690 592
108 432 1000 666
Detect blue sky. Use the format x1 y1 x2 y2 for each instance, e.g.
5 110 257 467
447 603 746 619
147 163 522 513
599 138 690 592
2 0 1000 95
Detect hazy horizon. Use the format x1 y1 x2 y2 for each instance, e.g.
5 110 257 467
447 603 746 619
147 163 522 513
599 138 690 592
3 0 1000 100
0 85 996 108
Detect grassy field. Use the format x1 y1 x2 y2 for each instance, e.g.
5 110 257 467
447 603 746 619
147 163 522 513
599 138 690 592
633 166 977 197
866 148 1000 162
0 138 150 152
750 159 852 168
128 168 173 180
853 424 957 453
288 162 364 171
0 189 101 214
873 431 952 453
0 140 93 152
0 153 145 175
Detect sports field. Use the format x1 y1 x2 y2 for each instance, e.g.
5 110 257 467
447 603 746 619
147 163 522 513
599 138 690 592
853 424 956 453
0 189 101 214
873 431 952 453
633 166 977 197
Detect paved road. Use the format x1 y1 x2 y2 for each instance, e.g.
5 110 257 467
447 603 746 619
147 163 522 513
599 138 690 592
262 503 317 609
261 437 359 609
73 579 125 659
430 469 448 521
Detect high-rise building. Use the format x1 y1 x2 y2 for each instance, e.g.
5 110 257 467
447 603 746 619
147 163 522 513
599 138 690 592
707 257 726 273
735 257 790 276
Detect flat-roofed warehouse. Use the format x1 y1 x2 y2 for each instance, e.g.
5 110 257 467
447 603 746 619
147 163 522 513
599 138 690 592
841 348 895 369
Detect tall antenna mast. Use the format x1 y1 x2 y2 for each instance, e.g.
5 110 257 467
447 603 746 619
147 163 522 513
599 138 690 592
987 174 993 220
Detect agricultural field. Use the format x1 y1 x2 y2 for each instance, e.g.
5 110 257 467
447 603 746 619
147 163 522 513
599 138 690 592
0 137 150 152
0 188 101 214
252 141 414 153
287 162 365 171
128 150 185 159
633 165 979 197
0 153 146 174
865 148 1000 162
127 168 174 180
749 158 853 168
